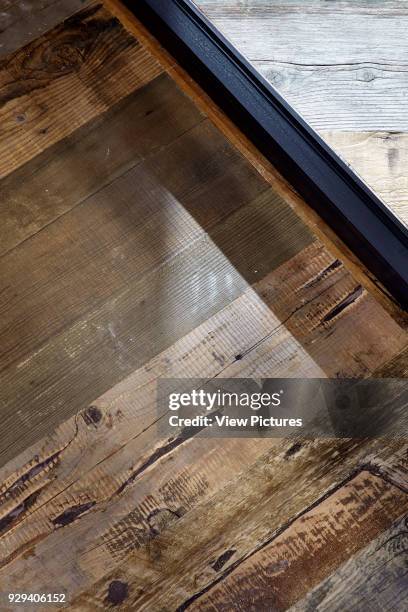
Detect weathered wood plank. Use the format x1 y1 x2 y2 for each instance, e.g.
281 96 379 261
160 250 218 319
0 0 95 58
0 73 203 256
0 118 263 370
0 4 162 178
0 185 311 466
69 438 407 611
321 131 408 227
374 346 408 379
191 472 408 611
290 514 408 612
253 242 406 378
196 1 408 132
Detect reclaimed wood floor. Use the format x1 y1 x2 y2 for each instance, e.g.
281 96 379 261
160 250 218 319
0 2 407 610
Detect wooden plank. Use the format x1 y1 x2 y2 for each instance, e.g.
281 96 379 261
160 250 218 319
0 4 162 178
0 1 96 58
367 442 408 492
0 73 203 256
190 472 408 611
0 117 264 370
374 346 408 379
0 185 311 466
290 514 408 611
195 1 408 132
322 131 408 227
68 438 407 610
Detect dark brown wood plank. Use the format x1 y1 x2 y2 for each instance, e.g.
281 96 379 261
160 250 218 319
0 1 95 58
0 4 162 178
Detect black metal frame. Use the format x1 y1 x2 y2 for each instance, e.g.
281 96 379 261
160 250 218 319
123 0 408 310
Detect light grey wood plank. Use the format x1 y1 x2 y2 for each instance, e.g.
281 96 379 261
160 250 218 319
321 131 408 226
196 0 408 132
0 0 95 58
290 514 408 612
196 1 408 224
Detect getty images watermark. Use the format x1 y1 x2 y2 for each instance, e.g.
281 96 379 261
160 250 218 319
167 387 301 429
157 378 408 438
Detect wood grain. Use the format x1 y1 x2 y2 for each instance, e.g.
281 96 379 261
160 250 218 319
196 1 408 132
322 131 408 227
290 513 408 612
0 4 162 178
191 472 408 611
0 0 96 58
69 440 407 610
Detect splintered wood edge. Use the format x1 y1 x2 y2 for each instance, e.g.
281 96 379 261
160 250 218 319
103 0 407 328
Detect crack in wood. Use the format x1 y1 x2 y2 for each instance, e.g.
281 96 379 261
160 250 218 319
360 462 408 495
0 414 80 507
284 441 303 459
0 486 46 537
322 285 364 324
301 259 342 290
52 500 96 528
0 450 60 506
211 549 236 572
114 411 222 498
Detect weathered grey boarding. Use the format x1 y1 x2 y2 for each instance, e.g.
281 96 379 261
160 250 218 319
196 0 408 225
